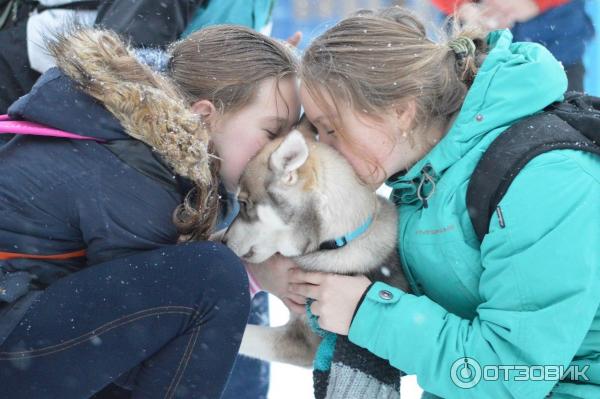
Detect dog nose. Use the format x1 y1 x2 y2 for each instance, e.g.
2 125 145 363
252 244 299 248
243 247 255 259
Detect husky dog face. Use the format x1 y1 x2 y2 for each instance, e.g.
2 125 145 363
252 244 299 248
223 130 324 263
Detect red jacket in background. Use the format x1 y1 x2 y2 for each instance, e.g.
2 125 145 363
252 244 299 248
431 0 570 15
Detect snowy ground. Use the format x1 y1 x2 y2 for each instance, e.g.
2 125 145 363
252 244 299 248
267 295 423 399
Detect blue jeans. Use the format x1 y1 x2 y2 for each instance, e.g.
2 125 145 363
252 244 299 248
0 242 251 398
222 292 270 399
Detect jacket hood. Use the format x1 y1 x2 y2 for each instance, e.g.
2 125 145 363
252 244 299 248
387 29 568 188
8 67 129 141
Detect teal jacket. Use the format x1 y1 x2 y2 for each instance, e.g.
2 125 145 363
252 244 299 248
182 0 274 37
348 30 600 399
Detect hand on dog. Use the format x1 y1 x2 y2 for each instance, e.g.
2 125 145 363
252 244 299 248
245 255 307 314
289 270 372 335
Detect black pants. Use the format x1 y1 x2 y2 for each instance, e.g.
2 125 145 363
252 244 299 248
0 242 251 398
0 21 40 114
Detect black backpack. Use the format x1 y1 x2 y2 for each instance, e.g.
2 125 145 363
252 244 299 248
467 92 600 242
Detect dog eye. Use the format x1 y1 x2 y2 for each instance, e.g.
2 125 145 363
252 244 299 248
238 198 251 217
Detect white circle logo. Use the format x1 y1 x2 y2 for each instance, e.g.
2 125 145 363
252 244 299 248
450 357 482 389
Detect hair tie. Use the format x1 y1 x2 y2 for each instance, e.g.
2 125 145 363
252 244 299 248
448 36 476 60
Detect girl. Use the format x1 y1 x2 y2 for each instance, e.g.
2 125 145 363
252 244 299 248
0 26 300 398
290 6 600 399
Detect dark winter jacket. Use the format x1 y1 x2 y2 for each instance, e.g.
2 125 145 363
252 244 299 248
0 66 193 344
0 19 234 344
511 0 594 67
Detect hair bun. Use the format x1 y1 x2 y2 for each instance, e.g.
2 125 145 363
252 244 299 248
448 36 476 60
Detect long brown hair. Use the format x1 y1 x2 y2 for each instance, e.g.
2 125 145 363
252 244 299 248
300 6 488 177
168 25 298 240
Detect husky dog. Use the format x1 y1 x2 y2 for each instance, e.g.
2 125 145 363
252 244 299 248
223 120 409 367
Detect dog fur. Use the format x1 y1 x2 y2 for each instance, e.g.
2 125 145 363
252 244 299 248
224 120 409 367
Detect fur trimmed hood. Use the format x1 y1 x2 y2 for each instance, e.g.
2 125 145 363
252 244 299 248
46 28 214 187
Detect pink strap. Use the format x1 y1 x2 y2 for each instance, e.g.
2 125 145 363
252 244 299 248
244 263 262 298
0 115 102 141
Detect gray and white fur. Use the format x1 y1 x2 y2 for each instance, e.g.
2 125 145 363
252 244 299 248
223 123 409 368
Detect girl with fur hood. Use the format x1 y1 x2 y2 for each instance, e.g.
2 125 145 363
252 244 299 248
0 26 300 398
288 6 600 399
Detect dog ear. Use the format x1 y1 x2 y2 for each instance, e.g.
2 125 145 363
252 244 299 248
269 130 309 180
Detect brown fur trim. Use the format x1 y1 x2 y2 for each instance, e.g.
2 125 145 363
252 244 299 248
47 28 214 186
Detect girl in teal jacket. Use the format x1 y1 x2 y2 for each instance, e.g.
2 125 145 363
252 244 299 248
288 6 600 399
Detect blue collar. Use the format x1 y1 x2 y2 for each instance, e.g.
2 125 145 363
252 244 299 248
318 215 374 251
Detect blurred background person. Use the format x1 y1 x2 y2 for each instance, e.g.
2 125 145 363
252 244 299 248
0 0 275 108
430 0 595 91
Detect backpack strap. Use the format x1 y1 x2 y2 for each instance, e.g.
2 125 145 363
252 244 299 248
0 115 103 141
0 249 87 261
548 93 600 146
0 115 97 261
466 112 600 242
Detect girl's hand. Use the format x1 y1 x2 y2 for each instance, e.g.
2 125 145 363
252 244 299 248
457 2 485 28
286 31 303 47
482 0 540 27
458 0 539 31
245 255 306 314
288 270 372 335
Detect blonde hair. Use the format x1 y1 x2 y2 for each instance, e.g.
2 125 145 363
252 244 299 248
300 6 488 176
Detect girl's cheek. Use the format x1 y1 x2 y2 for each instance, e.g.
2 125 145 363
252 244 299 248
231 137 263 180
220 133 269 188
342 148 378 184
247 135 269 162
219 147 246 189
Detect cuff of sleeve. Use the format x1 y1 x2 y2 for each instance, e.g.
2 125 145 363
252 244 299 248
348 281 406 335
350 281 374 325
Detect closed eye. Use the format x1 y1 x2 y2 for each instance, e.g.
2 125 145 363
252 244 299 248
265 125 284 140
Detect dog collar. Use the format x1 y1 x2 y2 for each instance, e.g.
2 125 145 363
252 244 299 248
318 215 374 250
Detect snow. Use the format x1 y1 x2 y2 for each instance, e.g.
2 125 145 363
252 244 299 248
267 295 424 399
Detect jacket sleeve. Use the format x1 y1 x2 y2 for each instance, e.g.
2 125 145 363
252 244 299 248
431 0 570 15
348 150 600 398
94 0 206 47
